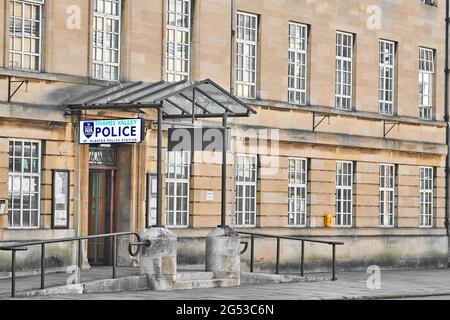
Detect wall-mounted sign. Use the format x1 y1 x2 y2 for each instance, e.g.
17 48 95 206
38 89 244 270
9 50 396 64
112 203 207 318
205 191 214 201
52 170 70 229
0 199 6 215
168 127 230 152
146 173 158 228
79 119 144 145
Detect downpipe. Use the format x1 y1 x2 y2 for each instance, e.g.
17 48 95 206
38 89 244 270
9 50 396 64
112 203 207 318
445 0 450 266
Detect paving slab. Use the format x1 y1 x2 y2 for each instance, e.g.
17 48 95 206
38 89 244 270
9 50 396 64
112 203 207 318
0 266 139 297
7 268 450 300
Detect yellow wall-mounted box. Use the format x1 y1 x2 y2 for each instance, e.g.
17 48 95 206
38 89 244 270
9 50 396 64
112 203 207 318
324 214 333 228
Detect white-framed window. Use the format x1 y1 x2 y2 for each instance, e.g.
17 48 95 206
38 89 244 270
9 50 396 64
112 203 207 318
336 161 353 227
288 158 307 227
379 164 395 227
379 40 395 115
92 0 121 81
419 48 434 120
419 167 434 228
9 0 43 71
288 23 308 105
236 155 257 227
8 140 41 229
236 12 258 99
166 151 190 227
335 31 353 110
165 0 191 82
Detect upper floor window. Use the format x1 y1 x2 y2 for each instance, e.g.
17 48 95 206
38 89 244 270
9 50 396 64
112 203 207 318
165 0 191 82
335 32 354 111
419 48 434 120
288 23 308 106
379 40 396 116
92 0 121 81
236 12 258 99
9 0 43 72
8 140 41 229
420 0 437 6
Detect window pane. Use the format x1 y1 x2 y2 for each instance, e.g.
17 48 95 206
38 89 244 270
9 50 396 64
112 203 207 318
236 12 257 99
165 0 191 81
165 151 190 227
92 0 121 81
235 155 257 226
8 140 41 228
9 0 41 71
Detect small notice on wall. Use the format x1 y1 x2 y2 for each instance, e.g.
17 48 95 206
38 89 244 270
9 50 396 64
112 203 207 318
52 170 70 229
206 191 214 201
0 199 6 215
146 174 158 228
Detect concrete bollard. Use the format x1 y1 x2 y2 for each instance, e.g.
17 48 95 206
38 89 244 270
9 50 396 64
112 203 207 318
205 226 240 284
139 227 177 290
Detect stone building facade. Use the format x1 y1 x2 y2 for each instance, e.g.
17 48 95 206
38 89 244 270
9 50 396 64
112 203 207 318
0 0 448 274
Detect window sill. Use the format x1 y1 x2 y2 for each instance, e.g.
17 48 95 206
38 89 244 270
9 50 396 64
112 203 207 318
0 67 114 86
245 99 446 128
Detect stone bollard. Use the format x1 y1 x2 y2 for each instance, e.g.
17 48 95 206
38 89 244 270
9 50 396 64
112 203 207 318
140 227 177 290
205 226 240 285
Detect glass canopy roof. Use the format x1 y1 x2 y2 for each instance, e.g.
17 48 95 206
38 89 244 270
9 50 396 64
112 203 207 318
65 79 256 120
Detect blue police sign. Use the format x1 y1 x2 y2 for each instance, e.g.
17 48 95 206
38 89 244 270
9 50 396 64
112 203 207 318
79 118 144 144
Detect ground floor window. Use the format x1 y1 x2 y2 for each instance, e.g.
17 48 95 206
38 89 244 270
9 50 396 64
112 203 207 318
419 167 433 228
379 164 395 227
8 139 41 228
336 161 353 227
236 155 257 227
166 151 190 227
288 158 307 227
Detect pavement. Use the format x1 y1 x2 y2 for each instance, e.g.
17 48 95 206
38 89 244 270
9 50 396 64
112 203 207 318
0 266 139 298
4 268 450 300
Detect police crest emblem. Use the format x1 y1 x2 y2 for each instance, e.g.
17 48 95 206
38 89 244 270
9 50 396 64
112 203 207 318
83 121 95 139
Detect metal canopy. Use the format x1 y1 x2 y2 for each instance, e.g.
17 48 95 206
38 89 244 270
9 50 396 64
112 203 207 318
65 79 256 120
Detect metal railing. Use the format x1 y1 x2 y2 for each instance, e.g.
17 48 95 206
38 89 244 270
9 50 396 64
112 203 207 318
0 232 145 297
238 231 344 281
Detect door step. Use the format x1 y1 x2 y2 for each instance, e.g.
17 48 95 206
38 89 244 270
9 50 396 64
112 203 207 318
174 271 238 289
176 271 215 281
174 278 238 290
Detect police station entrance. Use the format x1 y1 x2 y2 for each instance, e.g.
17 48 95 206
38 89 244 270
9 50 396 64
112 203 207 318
87 145 117 266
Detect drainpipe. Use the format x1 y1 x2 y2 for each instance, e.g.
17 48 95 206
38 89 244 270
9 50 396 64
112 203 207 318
445 0 450 243
230 0 235 95
230 0 237 228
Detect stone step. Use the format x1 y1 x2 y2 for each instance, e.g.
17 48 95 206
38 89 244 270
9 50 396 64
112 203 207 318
176 271 215 281
174 278 238 290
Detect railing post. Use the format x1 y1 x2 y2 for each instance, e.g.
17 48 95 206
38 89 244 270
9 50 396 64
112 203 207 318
250 234 254 273
276 237 280 275
41 243 45 290
77 239 82 284
332 244 337 281
300 240 305 277
112 235 117 279
11 250 16 298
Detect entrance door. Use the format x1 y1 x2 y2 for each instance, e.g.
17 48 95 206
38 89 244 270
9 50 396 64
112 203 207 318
88 170 115 265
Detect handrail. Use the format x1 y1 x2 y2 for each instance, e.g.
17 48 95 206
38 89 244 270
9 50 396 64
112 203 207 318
238 231 344 281
0 232 143 298
238 231 344 245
